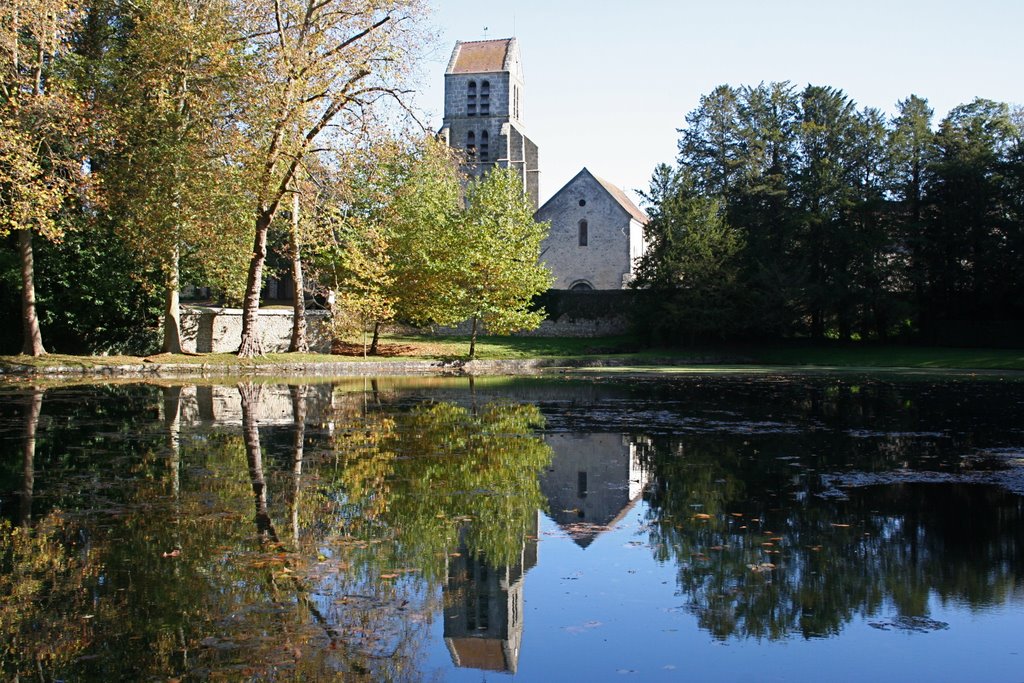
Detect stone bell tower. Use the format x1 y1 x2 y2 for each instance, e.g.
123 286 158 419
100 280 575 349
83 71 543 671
438 38 540 209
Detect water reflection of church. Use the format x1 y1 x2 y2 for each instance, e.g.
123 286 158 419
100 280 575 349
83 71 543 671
442 432 649 673
541 434 650 547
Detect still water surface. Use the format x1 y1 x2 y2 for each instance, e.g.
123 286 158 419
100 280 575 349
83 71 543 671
1 373 1023 681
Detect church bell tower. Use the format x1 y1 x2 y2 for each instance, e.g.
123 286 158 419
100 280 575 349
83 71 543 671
439 38 540 209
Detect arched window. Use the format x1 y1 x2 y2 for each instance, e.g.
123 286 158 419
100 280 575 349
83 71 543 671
480 130 489 162
480 80 490 115
570 280 594 291
467 80 477 116
578 220 588 247
466 131 476 159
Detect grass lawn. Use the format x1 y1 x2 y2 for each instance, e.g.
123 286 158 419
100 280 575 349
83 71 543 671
1 335 1023 373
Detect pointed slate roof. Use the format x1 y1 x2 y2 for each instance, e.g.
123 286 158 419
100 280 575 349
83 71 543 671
591 173 648 224
536 168 648 224
447 38 515 74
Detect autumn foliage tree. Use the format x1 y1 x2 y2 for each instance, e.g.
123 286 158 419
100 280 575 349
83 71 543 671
99 0 252 353
232 0 428 357
1 0 90 355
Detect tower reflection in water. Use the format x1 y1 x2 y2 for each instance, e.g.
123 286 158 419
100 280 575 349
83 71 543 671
442 433 650 672
443 512 537 673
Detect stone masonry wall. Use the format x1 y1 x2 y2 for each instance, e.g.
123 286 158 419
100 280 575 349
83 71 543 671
536 172 632 290
180 307 332 354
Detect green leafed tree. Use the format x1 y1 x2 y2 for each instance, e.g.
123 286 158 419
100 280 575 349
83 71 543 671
384 137 466 331
925 98 1020 323
308 136 461 355
450 167 553 357
888 95 936 328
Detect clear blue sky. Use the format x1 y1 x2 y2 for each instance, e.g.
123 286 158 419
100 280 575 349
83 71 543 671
415 0 1022 204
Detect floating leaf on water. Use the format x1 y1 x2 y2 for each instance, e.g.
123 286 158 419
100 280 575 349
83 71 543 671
831 523 851 528
694 513 712 520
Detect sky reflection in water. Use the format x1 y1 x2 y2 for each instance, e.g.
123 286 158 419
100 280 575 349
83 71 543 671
0 374 1022 682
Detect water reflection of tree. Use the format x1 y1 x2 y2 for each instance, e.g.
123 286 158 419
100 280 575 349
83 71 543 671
1 384 447 680
330 400 552 579
329 398 551 674
642 435 1024 641
1 387 102 679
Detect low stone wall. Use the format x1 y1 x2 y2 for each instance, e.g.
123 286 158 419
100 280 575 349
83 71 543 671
179 290 637 353
434 315 631 338
180 306 332 354
178 384 335 427
433 290 640 337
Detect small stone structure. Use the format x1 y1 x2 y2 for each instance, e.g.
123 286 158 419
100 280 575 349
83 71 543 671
179 306 332 354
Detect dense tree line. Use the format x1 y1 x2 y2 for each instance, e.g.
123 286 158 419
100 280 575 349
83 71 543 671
1 0 549 357
633 83 1024 344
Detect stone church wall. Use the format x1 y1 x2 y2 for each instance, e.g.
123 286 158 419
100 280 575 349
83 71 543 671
536 173 633 289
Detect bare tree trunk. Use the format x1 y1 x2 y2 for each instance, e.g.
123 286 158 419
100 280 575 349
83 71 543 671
289 189 308 352
469 315 478 358
19 386 43 526
18 230 45 356
238 212 271 357
162 246 183 354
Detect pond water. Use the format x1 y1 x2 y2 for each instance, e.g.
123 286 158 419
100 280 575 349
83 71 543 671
1 373 1023 682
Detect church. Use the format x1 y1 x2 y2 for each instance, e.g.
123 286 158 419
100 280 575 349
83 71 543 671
440 38 648 290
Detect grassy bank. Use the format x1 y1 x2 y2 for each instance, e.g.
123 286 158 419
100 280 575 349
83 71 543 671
743 343 1024 371
2 335 1023 374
